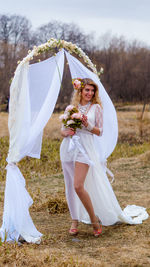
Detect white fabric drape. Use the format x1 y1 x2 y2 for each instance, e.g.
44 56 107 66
0 50 65 243
8 50 65 162
65 51 118 170
64 50 149 225
0 164 42 243
0 48 148 243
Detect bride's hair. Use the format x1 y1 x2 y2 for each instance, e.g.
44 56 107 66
71 78 102 108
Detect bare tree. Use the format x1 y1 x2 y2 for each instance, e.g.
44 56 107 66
33 20 94 51
0 15 150 106
0 14 32 102
94 34 150 103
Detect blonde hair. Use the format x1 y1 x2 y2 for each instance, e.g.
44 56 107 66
71 78 102 108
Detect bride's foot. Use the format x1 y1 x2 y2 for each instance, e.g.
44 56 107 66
92 216 102 237
69 220 78 235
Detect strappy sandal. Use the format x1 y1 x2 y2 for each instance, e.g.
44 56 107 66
93 216 102 237
69 228 78 235
69 220 79 235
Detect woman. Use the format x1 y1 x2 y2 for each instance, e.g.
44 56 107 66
60 78 103 236
60 78 148 237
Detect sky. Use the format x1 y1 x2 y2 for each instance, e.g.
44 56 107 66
1 0 150 46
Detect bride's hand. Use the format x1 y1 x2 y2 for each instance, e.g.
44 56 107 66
82 114 88 127
64 128 75 137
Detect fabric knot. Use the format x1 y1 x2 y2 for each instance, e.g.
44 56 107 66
5 162 17 170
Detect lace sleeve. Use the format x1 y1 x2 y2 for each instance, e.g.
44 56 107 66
95 104 103 136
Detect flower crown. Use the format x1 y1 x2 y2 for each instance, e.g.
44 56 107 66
72 78 84 90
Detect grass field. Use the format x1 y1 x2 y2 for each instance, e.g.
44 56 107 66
0 104 150 266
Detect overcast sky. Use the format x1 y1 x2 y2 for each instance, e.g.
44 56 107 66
1 0 150 46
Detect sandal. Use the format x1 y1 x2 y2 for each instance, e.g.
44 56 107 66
93 216 102 237
69 228 78 235
69 220 78 235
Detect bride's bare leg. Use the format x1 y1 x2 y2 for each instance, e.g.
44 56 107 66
74 161 99 230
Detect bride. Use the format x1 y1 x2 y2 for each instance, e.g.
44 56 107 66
60 78 148 237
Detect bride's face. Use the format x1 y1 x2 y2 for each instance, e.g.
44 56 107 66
81 84 95 102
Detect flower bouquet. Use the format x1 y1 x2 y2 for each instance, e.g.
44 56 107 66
59 105 82 132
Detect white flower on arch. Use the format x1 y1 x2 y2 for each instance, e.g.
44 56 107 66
16 38 103 78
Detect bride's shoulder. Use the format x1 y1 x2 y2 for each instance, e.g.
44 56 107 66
92 103 102 110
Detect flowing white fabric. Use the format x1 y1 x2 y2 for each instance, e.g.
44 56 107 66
65 51 117 181
61 51 149 225
65 50 118 164
8 50 65 162
0 48 149 243
60 104 149 225
0 164 42 243
0 50 65 243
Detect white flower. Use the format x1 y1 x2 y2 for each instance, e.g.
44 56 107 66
67 120 75 125
71 44 76 50
71 112 82 119
61 40 65 46
66 105 74 112
12 39 102 79
100 67 104 73
63 114 69 120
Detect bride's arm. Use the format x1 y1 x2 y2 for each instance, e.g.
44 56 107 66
91 126 101 136
93 104 103 136
82 105 103 136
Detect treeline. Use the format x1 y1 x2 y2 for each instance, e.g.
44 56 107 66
0 14 150 109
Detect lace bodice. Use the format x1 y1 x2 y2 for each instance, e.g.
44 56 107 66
78 103 103 136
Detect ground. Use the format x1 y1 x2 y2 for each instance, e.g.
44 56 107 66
0 104 150 267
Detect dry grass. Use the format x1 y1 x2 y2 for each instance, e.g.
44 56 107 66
0 112 9 137
1 104 150 143
0 112 62 139
0 104 150 266
0 153 150 267
118 110 150 143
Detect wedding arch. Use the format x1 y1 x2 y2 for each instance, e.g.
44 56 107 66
0 38 118 243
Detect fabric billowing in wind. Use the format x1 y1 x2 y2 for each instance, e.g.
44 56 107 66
65 51 118 165
0 48 148 243
0 50 64 243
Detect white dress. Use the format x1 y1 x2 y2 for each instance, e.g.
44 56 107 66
60 103 148 225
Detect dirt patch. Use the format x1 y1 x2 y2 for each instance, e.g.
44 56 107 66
0 153 150 267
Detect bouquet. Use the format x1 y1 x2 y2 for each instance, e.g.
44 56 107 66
59 105 82 132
